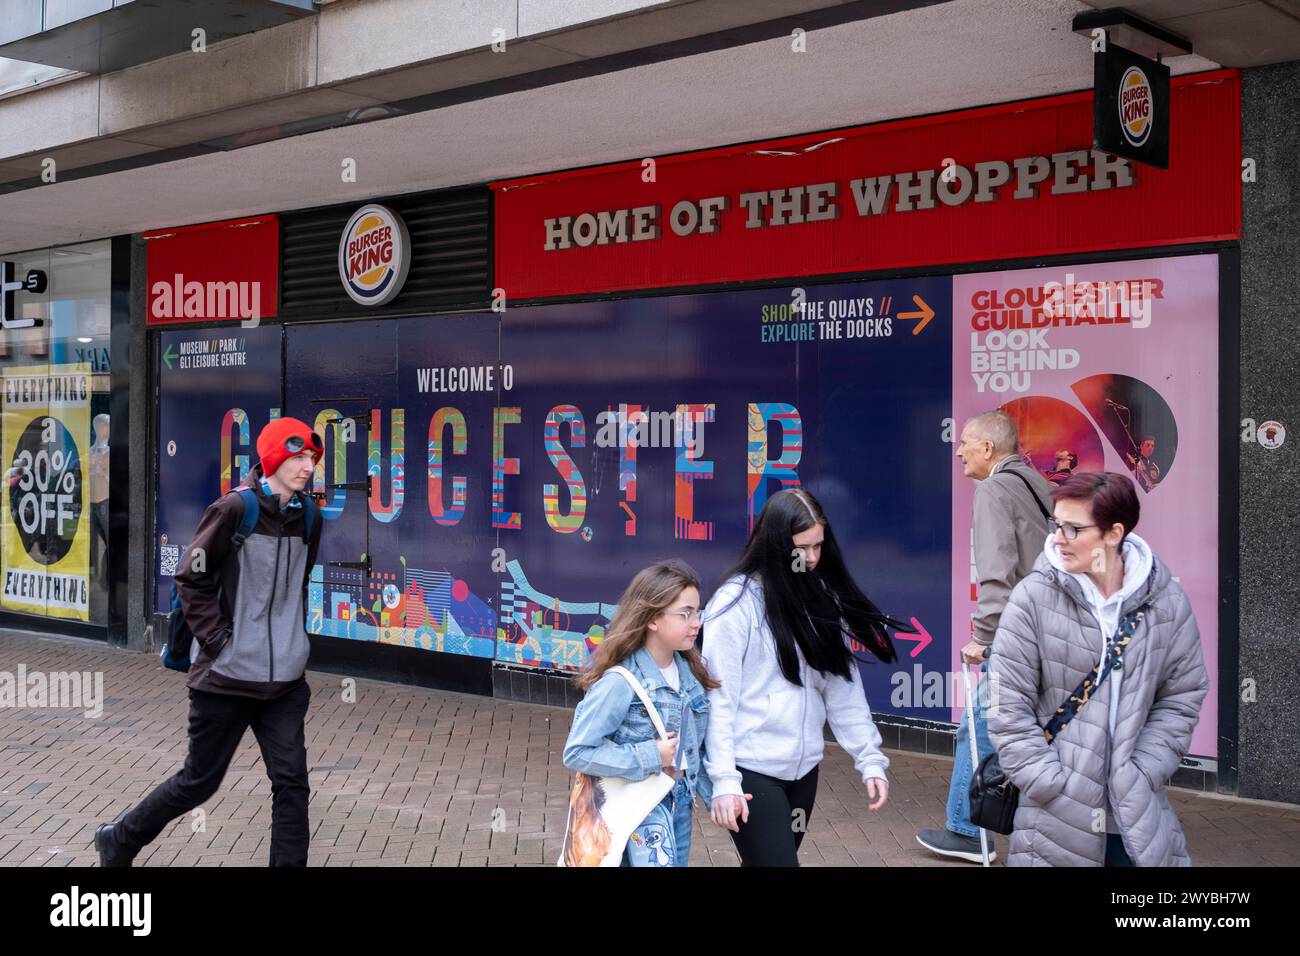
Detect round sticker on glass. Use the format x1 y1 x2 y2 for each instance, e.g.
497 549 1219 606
1258 420 1286 450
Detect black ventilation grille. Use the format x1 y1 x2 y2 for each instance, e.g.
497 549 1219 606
278 186 491 318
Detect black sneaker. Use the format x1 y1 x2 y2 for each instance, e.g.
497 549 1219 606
916 828 996 863
95 823 134 868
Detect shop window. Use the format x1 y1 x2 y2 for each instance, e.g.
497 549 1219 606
1 239 111 629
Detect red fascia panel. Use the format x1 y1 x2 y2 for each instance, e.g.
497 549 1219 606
492 70 1240 299
144 214 279 324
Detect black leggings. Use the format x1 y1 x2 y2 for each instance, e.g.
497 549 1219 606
729 765 819 867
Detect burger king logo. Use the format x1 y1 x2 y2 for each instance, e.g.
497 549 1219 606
339 204 410 306
1118 66 1153 148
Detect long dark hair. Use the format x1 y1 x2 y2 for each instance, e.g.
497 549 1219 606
716 488 901 685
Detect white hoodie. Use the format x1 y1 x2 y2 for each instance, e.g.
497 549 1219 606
701 575 889 800
1044 530 1153 831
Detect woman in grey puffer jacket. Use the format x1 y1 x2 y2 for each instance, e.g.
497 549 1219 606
988 472 1208 867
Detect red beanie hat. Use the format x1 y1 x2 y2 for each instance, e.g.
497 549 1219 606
256 417 322 479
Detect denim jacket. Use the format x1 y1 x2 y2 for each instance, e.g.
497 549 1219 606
562 647 713 806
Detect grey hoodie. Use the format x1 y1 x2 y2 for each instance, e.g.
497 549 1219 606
174 463 322 700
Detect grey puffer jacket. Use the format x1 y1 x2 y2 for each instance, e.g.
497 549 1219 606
988 545 1208 867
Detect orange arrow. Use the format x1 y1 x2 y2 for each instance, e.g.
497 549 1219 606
898 295 934 335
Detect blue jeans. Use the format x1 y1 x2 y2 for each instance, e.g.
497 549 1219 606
624 777 693 867
947 660 995 837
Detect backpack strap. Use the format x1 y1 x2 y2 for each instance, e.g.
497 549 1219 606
300 493 318 545
231 487 260 552
168 488 257 640
172 487 258 589
607 666 670 741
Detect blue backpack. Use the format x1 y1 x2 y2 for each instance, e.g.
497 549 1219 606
161 487 317 672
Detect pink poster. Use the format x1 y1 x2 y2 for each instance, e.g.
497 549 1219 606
951 254 1219 758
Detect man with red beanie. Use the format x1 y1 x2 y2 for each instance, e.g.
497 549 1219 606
96 417 324 867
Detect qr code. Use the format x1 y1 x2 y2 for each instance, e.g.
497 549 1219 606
160 544 181 577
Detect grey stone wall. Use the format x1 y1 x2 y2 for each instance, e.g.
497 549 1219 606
1239 60 1300 803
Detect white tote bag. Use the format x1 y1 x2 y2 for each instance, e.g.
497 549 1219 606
558 666 675 867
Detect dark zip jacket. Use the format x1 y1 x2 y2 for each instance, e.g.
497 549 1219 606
173 462 322 699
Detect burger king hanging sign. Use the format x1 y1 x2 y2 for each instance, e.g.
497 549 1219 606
339 204 410 306
1118 66 1153 148
1092 42 1169 169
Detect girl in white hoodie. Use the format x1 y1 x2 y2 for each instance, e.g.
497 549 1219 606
702 488 902 866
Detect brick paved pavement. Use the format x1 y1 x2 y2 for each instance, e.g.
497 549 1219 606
3 630 1299 867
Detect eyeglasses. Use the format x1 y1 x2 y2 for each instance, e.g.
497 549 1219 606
284 432 324 455
1050 519 1099 540
666 609 702 624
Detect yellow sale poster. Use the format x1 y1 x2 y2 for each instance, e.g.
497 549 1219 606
1 363 92 621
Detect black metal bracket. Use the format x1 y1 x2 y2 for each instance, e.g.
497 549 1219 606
328 557 371 573
323 416 369 431
317 397 373 592
327 480 369 492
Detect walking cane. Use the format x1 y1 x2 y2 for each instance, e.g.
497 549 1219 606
961 661 992 868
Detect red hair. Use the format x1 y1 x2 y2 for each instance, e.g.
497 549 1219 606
1051 471 1140 539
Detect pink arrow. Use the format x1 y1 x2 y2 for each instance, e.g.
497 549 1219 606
895 617 933 658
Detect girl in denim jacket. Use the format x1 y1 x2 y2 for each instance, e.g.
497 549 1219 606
562 560 718 867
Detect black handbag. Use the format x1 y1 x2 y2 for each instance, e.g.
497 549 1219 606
968 606 1146 835
969 750 1020 835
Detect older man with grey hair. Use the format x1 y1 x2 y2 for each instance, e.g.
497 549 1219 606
916 410 1053 863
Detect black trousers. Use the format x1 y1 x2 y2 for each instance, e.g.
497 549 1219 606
116 681 311 866
728 764 820 867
